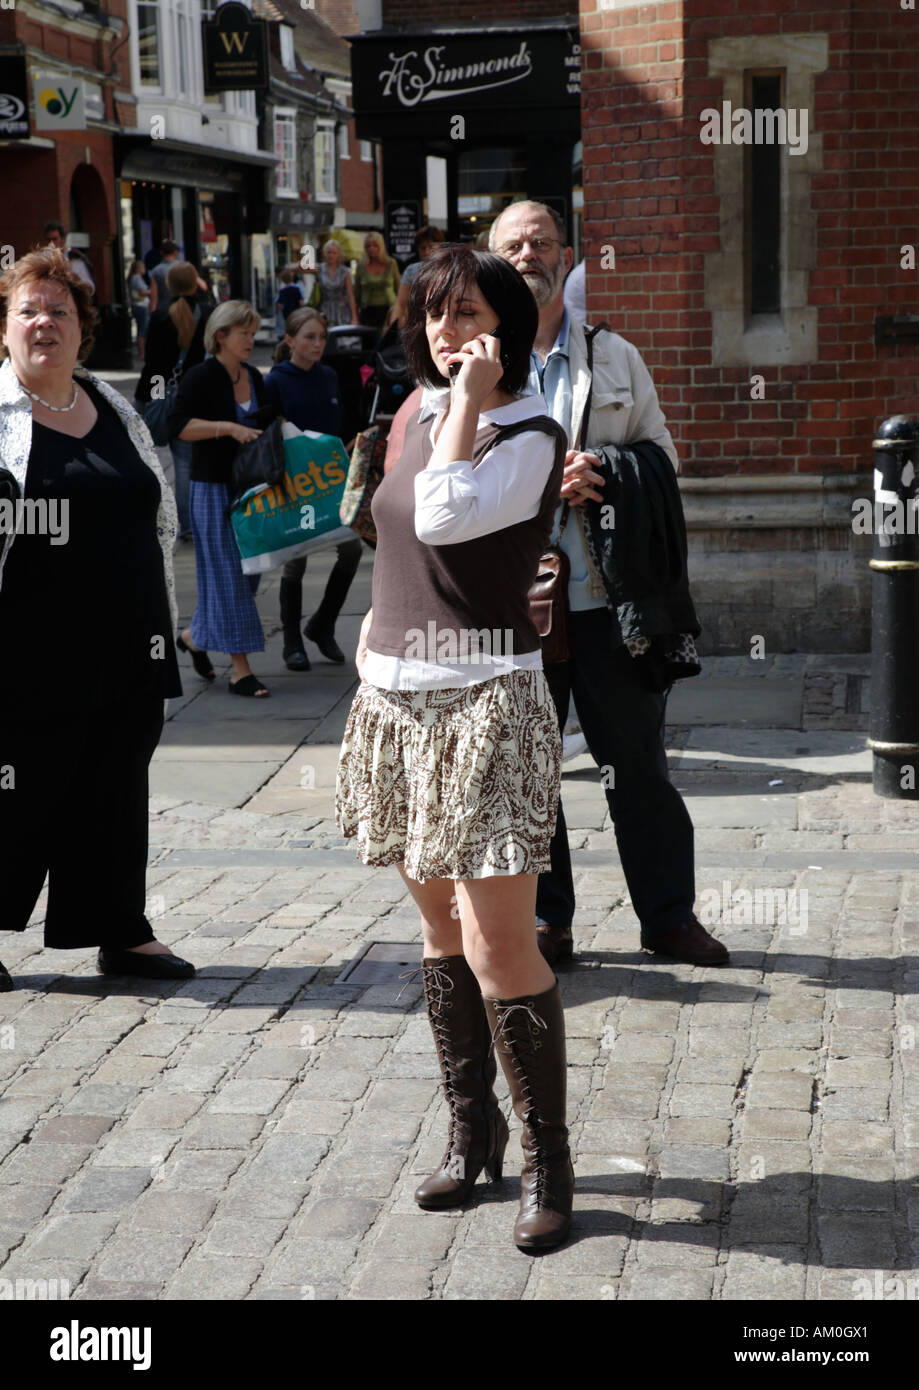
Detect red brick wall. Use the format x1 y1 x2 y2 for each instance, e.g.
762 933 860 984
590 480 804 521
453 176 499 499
382 0 572 26
580 0 919 480
312 0 362 35
0 3 127 303
339 120 378 214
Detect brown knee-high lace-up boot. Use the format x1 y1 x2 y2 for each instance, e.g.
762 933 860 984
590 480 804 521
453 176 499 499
413 955 509 1210
483 981 574 1251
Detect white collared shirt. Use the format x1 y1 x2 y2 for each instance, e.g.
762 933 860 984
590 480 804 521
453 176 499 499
363 387 557 691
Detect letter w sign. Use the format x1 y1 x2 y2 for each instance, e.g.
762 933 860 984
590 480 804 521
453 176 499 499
202 2 269 94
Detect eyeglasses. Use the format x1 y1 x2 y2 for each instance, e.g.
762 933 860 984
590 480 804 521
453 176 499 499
14 306 76 321
495 237 563 259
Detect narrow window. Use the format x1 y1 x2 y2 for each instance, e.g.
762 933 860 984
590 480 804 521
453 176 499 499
747 71 782 316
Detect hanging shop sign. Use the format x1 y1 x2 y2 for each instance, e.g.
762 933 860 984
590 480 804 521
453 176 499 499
386 200 421 262
352 28 580 116
0 56 30 139
33 72 86 130
202 1 269 94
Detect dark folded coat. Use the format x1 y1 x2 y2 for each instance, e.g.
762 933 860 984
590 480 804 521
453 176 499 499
580 438 702 647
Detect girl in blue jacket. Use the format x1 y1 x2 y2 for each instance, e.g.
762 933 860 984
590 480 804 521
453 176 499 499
265 309 362 670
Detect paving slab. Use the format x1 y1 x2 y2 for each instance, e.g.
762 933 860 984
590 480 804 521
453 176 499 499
667 678 803 728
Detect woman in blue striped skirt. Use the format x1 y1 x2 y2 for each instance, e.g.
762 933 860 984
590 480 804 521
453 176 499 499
167 300 272 697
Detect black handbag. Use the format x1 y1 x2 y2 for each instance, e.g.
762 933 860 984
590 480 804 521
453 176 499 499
230 415 287 506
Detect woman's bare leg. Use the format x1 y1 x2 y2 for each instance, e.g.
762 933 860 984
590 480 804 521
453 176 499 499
397 867 463 958
455 875 555 999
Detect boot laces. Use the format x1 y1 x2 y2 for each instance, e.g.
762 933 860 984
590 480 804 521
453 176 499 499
403 960 463 1160
491 1002 558 1207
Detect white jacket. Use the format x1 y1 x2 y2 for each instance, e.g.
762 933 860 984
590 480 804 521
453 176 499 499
566 315 679 473
0 356 178 630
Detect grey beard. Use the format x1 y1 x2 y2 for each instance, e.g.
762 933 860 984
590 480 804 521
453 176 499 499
522 260 566 307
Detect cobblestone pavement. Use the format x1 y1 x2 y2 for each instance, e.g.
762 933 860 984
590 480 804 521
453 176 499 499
1 367 916 1300
2 660 916 1301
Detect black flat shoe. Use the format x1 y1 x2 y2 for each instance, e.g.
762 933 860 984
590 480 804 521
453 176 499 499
97 948 196 980
0 961 13 993
304 619 345 664
283 646 311 672
228 674 270 697
176 632 215 682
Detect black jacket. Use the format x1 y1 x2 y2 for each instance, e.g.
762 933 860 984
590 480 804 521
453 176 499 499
167 356 269 485
581 437 701 646
135 297 210 405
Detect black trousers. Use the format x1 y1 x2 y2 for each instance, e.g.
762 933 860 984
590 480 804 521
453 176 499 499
535 608 696 939
0 695 163 948
282 537 362 634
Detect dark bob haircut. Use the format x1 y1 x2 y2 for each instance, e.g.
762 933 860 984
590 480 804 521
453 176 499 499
402 245 538 396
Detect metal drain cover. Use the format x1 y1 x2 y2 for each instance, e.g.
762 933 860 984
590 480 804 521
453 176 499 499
335 942 420 986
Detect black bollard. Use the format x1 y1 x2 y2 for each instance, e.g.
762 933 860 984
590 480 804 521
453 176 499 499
868 415 919 798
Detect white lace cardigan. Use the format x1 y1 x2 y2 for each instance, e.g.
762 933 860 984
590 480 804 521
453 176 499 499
0 356 178 631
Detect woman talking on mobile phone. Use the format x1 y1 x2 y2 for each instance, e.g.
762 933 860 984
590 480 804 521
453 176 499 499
335 245 575 1252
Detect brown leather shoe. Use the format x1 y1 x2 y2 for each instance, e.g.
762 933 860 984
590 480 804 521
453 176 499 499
483 981 574 1252
536 923 574 968
641 916 730 966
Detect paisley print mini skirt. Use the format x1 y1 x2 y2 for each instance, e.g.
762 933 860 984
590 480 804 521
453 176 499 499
335 669 561 882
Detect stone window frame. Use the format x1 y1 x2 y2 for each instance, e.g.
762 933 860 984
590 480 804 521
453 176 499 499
704 34 829 367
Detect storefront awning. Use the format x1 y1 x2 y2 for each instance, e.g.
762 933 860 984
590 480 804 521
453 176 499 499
116 134 277 193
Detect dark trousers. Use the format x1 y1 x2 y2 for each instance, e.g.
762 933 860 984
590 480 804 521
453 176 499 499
536 608 695 939
282 537 362 634
0 696 163 947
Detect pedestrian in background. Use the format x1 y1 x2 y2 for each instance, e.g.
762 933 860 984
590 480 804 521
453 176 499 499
43 221 94 293
135 261 211 542
148 239 180 314
168 300 272 698
388 225 445 329
337 245 574 1251
265 307 361 670
275 267 304 340
490 199 722 967
355 232 399 333
314 239 358 328
0 246 195 987
127 258 151 357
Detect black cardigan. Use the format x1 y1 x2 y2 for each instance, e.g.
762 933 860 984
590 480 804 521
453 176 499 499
167 355 269 484
134 298 210 405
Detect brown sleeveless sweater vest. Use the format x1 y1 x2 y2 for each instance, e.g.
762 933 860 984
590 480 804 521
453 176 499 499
367 408 566 662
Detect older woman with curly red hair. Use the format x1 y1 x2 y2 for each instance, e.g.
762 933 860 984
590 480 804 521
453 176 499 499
0 246 195 990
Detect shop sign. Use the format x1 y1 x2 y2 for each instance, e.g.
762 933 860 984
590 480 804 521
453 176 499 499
0 56 30 139
33 72 86 130
352 29 580 114
202 1 269 94
386 201 421 261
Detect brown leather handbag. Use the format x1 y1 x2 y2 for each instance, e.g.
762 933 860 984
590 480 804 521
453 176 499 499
527 506 571 663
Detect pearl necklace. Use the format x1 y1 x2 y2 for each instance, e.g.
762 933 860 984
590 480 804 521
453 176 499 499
19 379 79 412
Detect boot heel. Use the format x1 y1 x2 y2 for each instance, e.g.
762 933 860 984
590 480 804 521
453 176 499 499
485 1113 509 1182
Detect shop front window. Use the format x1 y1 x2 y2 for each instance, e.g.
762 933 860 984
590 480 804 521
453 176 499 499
175 0 194 97
457 147 527 242
314 126 336 202
275 112 297 196
137 0 161 88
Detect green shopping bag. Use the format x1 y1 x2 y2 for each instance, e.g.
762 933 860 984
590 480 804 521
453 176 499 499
230 423 358 574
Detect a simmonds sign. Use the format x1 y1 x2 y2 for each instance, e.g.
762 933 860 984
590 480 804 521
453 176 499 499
352 29 580 116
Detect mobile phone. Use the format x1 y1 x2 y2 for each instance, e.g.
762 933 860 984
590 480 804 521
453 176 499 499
449 325 505 382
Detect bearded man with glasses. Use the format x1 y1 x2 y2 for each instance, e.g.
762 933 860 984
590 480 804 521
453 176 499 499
490 200 727 969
